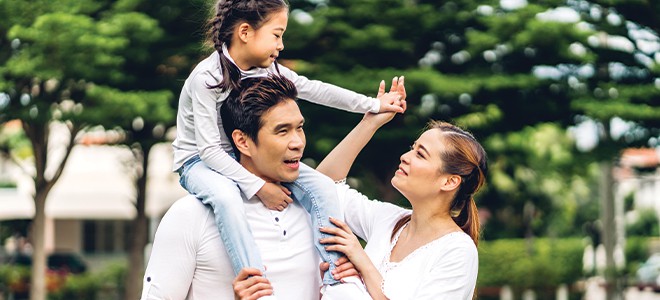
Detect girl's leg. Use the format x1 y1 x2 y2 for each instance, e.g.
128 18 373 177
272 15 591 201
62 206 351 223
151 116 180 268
179 156 264 276
283 162 342 286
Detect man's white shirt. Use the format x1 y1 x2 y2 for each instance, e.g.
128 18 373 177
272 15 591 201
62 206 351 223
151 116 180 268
140 194 321 300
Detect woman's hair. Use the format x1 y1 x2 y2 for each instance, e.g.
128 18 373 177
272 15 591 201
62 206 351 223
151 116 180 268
391 121 488 246
205 0 289 92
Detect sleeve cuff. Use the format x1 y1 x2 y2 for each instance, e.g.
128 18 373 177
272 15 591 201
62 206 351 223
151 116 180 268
242 178 266 200
369 97 380 113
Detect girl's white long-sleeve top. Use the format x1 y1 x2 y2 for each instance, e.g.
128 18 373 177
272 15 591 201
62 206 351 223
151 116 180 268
172 49 380 199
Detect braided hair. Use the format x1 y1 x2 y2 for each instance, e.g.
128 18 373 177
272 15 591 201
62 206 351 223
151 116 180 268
205 0 289 92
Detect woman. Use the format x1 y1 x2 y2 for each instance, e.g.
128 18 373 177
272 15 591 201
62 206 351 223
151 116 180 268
316 109 487 300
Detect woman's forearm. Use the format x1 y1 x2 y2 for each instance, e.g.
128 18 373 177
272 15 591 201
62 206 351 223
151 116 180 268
317 114 393 181
358 263 389 300
317 119 379 180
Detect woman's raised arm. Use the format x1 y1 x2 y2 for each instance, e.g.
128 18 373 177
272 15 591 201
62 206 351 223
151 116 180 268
317 78 405 180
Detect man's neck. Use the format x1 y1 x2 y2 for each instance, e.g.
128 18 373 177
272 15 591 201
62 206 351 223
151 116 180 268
240 157 279 185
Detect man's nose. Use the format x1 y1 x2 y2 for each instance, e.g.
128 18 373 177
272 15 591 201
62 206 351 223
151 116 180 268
289 132 304 149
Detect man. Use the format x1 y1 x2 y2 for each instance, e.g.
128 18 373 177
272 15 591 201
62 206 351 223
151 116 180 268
140 74 373 299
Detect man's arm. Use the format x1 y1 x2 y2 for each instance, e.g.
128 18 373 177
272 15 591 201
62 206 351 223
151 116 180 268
140 198 200 299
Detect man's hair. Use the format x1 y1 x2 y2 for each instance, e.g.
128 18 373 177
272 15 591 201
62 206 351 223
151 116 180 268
220 74 298 159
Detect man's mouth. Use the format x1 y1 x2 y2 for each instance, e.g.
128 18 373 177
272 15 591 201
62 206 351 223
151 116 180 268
284 158 300 168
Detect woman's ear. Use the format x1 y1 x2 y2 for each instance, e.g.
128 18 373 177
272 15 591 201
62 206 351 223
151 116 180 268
440 175 462 192
232 130 252 158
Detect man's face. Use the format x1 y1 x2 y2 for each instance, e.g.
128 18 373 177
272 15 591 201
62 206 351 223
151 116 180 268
243 99 305 183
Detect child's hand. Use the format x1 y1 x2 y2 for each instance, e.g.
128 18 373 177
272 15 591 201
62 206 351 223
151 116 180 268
377 76 407 114
256 182 293 211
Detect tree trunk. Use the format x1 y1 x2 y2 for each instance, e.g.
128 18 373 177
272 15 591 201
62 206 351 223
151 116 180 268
29 190 47 300
600 161 620 300
124 145 151 300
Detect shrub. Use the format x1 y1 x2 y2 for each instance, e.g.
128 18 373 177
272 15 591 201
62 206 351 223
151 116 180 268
478 238 584 291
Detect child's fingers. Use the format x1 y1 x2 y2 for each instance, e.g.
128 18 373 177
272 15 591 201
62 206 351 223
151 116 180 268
384 103 404 113
279 184 291 195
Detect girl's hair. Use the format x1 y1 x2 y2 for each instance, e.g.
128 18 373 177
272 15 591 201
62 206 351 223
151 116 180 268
205 0 289 92
391 121 488 246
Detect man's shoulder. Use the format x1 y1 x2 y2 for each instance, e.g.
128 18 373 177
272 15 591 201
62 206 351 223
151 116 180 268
164 195 212 221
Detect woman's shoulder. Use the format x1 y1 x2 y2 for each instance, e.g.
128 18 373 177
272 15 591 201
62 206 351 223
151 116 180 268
429 232 478 261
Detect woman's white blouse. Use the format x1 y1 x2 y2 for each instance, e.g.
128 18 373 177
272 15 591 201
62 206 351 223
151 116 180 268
335 183 479 300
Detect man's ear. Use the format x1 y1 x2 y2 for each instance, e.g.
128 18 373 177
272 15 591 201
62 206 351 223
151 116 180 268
440 175 462 192
232 130 252 158
237 22 251 43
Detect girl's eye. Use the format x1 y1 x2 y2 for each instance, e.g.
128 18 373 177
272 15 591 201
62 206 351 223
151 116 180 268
274 34 281 38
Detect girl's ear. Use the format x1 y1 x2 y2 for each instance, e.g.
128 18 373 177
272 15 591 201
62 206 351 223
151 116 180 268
440 175 462 192
237 22 251 43
232 130 252 158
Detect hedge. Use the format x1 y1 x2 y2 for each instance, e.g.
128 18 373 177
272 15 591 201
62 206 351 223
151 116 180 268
477 238 584 290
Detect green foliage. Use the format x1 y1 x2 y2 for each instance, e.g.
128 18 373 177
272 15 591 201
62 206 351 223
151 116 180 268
0 265 30 296
477 238 584 289
287 0 660 239
626 209 660 237
48 274 100 300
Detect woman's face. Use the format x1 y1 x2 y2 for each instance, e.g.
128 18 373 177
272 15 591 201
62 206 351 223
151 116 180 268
391 129 451 200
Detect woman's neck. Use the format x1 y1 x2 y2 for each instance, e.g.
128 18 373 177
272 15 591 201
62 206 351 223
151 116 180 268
406 196 460 240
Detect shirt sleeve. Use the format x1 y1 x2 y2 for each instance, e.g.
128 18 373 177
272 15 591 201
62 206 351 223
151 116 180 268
140 198 210 300
189 73 265 199
410 242 479 300
278 65 380 114
335 183 409 242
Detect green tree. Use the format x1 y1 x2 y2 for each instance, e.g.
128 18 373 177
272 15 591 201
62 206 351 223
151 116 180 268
0 1 166 299
285 0 659 243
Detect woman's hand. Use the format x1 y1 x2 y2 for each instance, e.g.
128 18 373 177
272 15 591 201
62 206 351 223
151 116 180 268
319 256 360 282
376 76 407 114
319 217 372 272
232 268 273 300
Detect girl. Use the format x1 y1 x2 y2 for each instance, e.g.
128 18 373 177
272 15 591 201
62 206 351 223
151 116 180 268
171 0 405 298
315 111 487 299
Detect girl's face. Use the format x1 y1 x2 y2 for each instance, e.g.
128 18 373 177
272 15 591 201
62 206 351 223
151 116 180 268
243 9 288 69
391 129 453 200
